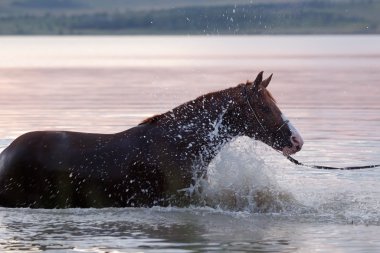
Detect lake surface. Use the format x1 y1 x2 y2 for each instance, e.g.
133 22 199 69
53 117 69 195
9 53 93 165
0 35 380 252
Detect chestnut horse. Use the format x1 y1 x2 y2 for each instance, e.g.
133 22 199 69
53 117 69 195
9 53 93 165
0 72 303 208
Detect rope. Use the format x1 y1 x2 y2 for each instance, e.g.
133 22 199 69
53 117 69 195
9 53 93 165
242 84 380 171
286 155 380 170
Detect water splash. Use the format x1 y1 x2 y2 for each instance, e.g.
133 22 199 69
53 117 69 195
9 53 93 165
196 137 301 213
188 137 380 226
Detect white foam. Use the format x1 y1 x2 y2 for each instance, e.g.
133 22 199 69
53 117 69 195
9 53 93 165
187 137 380 225
196 137 301 213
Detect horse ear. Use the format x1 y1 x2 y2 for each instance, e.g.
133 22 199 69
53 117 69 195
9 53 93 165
253 71 264 87
261 73 273 88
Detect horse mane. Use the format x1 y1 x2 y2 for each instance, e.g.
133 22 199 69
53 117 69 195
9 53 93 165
139 114 163 125
139 87 233 125
139 81 276 125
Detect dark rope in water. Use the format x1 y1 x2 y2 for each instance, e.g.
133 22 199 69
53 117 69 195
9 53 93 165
286 155 380 170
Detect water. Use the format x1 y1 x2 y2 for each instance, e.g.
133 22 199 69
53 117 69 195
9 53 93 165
0 35 380 252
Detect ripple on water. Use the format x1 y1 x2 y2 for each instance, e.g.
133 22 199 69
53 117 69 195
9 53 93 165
0 36 380 252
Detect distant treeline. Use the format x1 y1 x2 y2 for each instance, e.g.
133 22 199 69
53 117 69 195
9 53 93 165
0 1 379 35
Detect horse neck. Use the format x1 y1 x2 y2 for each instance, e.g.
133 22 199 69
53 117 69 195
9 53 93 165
160 90 246 165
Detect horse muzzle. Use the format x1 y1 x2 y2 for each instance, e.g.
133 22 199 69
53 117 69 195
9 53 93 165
277 114 304 155
282 132 304 155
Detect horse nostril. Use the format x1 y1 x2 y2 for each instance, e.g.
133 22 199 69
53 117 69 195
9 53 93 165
291 136 303 150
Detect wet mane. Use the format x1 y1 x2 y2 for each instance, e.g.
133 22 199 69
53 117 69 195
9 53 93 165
139 114 163 125
139 80 276 125
139 87 234 125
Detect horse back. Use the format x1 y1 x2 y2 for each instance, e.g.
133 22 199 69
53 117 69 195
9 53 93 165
0 124 192 208
0 128 159 207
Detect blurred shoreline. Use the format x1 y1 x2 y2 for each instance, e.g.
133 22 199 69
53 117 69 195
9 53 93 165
0 0 379 35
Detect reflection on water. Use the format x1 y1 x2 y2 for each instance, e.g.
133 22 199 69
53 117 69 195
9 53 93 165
0 208 297 252
1 207 380 252
0 36 380 252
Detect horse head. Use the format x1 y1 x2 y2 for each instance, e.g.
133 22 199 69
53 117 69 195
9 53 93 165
242 71 303 155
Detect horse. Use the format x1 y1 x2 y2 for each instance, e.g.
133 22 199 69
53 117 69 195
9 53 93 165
0 71 303 208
